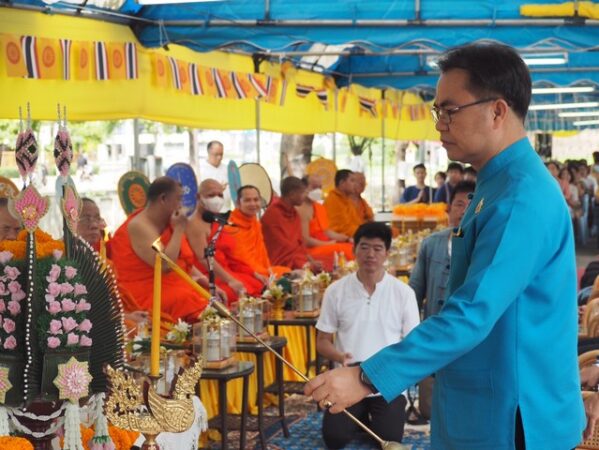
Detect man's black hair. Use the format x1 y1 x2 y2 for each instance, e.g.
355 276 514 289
438 43 531 122
447 162 464 173
353 222 392 251
334 169 353 187
449 180 476 205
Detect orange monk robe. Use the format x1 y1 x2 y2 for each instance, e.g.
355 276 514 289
324 188 364 237
261 198 333 270
226 209 290 278
195 223 264 304
109 212 209 322
354 196 374 222
308 202 354 264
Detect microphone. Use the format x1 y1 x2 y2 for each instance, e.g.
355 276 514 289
201 211 238 227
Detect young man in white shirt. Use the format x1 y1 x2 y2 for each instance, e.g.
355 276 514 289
315 222 420 449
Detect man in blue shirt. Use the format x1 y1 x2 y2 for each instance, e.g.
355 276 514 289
433 162 463 204
400 163 431 204
305 43 585 450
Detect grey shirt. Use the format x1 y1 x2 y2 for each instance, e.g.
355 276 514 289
409 227 451 319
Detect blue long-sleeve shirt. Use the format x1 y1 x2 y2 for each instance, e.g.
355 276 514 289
362 137 584 450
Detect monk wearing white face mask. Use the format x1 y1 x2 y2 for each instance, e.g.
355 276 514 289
297 175 354 270
186 179 266 305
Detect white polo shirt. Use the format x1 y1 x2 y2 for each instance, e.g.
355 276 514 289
317 272 420 367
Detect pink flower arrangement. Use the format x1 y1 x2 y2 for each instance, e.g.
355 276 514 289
0 251 27 351
40 257 92 352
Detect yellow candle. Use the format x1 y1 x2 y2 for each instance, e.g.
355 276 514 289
99 238 106 262
150 253 162 377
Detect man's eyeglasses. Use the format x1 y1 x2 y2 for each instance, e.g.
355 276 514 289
431 98 498 125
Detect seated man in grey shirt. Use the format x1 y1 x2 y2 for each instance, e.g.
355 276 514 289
408 180 475 418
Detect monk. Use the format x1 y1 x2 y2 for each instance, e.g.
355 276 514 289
297 175 354 264
109 177 212 322
352 172 374 222
0 198 22 241
261 176 324 271
186 179 265 304
226 185 291 278
77 197 106 252
324 169 364 237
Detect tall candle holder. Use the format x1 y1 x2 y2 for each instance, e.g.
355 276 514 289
237 295 269 342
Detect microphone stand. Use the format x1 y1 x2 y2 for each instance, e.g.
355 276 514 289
204 217 227 301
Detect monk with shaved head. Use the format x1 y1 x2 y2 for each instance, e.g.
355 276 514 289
109 176 210 321
186 179 265 304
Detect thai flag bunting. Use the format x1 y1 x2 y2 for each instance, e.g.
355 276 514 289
94 41 109 80
21 36 39 79
125 42 138 79
168 56 181 89
60 39 72 80
190 63 202 95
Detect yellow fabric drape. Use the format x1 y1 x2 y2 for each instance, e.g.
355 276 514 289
521 2 599 19
0 8 438 141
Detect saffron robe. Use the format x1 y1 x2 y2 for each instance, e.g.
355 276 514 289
109 211 209 322
226 209 290 278
324 188 364 237
307 202 354 265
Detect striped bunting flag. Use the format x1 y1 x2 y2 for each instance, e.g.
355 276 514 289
248 73 268 99
295 84 314 98
167 56 181 89
316 89 329 110
212 68 227 98
60 39 72 80
231 72 247 99
189 63 202 95
279 78 288 106
94 41 109 80
21 36 39 79
125 42 138 79
359 96 378 117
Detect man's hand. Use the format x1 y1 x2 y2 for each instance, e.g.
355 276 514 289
339 352 354 367
304 366 371 414
216 286 228 303
585 392 599 440
227 278 246 295
581 365 599 389
170 208 188 229
254 272 269 285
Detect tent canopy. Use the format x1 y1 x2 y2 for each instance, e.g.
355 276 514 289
4 0 599 131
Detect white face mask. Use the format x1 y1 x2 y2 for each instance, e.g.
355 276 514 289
308 188 323 203
201 195 225 213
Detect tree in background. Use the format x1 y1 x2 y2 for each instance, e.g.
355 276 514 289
280 134 314 178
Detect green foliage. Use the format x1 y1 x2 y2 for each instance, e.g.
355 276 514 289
347 135 375 157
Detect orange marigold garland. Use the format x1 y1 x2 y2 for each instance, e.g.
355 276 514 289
0 436 34 450
0 229 64 261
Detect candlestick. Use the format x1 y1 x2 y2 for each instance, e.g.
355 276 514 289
150 253 161 377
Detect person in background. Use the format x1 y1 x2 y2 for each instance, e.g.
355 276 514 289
408 180 475 419
463 165 477 182
433 162 464 204
400 164 431 204
433 171 446 199
199 140 230 212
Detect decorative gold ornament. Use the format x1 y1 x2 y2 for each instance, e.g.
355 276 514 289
475 198 484 214
104 358 203 447
0 367 13 403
